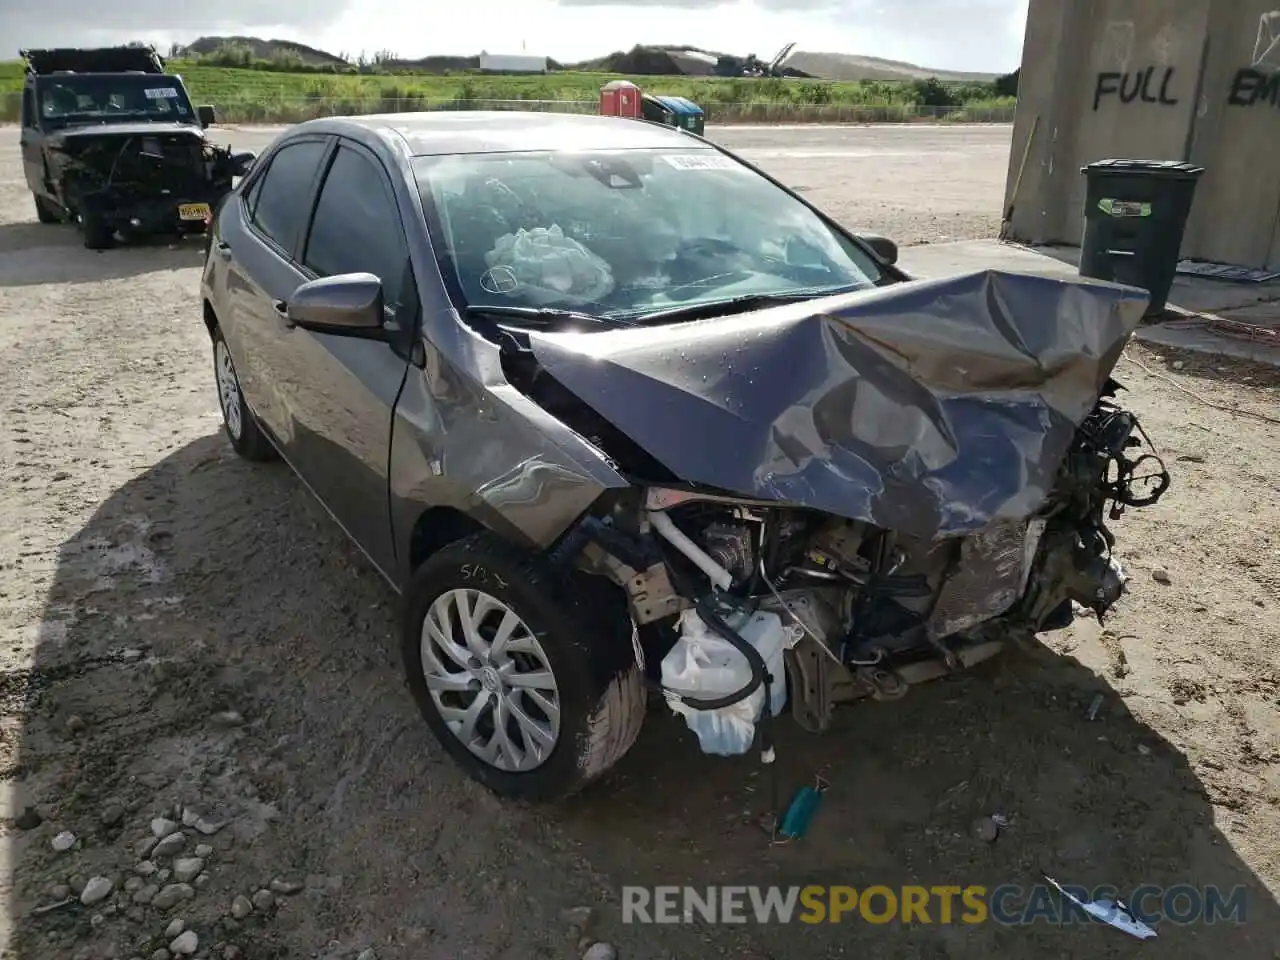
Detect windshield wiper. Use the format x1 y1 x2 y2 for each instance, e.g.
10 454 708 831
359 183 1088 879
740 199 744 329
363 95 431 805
632 284 866 325
463 304 630 328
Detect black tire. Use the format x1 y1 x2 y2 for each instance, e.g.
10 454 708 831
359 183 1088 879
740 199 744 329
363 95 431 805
210 326 277 462
402 531 646 802
81 210 114 250
33 194 60 224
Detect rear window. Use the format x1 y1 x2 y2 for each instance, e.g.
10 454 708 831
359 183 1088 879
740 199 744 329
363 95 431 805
413 148 881 321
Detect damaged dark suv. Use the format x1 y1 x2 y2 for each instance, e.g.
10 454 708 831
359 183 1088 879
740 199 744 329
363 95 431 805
19 45 255 249
201 112 1170 801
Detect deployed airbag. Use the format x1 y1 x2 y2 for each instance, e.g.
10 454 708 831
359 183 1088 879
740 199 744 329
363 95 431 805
526 269 1149 539
483 224 615 305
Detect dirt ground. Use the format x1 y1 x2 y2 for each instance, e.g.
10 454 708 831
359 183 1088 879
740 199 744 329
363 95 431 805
1 123 1278 960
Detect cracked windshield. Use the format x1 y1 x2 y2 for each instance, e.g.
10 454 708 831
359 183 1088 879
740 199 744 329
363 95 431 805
415 148 883 321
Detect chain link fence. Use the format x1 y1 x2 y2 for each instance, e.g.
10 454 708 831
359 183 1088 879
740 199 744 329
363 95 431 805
0 92 1015 126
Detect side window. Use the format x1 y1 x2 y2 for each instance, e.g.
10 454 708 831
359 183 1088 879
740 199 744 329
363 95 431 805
249 139 328 252
303 144 408 305
243 165 266 219
21 88 36 127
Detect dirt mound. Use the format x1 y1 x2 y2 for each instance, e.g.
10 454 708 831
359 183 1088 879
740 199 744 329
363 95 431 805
571 45 698 75
181 36 347 67
785 51 999 82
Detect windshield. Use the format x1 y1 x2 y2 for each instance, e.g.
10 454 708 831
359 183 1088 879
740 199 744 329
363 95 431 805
413 148 883 321
37 74 195 126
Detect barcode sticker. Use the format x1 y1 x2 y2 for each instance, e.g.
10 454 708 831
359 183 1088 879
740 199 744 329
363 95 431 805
144 87 178 99
661 154 740 171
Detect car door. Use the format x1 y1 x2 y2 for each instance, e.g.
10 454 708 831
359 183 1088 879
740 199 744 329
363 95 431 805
218 135 333 442
274 138 416 577
19 87 47 195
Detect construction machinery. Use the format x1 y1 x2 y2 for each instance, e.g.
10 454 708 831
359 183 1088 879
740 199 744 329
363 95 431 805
713 42 803 78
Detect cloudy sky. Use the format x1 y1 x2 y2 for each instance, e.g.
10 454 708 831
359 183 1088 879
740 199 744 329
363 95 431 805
2 0 1029 73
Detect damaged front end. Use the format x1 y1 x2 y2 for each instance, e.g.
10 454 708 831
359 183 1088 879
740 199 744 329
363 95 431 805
47 128 247 239
502 269 1169 751
567 395 1166 743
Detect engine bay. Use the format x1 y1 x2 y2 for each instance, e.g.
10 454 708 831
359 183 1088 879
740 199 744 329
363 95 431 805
51 133 238 206
565 379 1169 740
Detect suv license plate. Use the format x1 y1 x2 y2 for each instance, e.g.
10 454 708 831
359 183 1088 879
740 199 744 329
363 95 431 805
178 202 210 221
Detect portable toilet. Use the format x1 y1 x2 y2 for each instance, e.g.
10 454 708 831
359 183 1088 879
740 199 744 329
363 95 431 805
599 80 642 119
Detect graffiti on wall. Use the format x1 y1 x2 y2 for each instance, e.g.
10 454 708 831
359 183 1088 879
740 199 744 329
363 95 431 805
1102 20 1136 71
1092 67 1180 110
1228 69 1280 106
1092 11 1280 113
1228 11 1280 108
1253 10 1280 68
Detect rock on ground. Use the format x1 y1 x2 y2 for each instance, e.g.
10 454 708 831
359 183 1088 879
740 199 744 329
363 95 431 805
80 877 114 905
168 930 198 956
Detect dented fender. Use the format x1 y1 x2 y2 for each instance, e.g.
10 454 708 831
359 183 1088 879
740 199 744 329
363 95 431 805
387 331 632 587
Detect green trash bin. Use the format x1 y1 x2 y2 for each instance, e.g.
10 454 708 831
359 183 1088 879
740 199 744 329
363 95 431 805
641 94 706 136
661 95 705 136
1079 159 1205 316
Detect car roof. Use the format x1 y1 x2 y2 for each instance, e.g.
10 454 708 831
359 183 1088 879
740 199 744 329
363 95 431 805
288 111 711 157
34 72 179 80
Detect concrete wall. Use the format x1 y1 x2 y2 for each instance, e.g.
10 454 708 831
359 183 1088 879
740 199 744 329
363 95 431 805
1005 0 1280 268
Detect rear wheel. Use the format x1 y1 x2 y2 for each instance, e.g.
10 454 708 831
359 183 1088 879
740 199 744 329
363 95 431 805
33 194 61 224
211 326 277 462
401 532 646 802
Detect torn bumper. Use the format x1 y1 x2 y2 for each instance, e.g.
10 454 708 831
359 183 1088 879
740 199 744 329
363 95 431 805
86 187 221 233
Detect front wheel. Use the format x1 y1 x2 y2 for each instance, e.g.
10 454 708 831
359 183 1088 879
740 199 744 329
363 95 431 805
211 327 277 462
401 532 646 802
33 194 61 224
81 210 114 250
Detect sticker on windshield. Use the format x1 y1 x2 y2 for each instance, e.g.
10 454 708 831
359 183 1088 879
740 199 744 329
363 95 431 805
144 87 178 99
661 154 740 171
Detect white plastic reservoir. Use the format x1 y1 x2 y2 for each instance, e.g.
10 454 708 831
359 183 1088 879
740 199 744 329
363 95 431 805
660 607 788 756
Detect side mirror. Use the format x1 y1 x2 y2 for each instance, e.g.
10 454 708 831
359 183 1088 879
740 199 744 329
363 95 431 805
197 104 216 128
857 233 898 265
230 151 256 177
285 273 386 338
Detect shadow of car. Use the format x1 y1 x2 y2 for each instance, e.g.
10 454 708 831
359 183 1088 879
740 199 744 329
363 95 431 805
0 222 206 288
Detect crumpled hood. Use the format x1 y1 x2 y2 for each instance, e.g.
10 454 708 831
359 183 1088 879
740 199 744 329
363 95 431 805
48 122 206 145
527 268 1149 540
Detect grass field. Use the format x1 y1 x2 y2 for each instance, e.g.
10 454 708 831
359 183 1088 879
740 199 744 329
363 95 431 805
0 59 1017 124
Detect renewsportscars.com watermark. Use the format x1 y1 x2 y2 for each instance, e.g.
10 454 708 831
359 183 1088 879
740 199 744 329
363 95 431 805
622 884 1249 927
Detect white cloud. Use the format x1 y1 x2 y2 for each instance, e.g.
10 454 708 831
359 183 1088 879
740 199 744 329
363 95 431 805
2 0 1029 73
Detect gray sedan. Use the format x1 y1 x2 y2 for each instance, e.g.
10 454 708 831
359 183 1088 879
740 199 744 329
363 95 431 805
200 111 1166 801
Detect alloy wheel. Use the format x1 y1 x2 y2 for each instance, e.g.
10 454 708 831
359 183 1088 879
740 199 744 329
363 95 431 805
420 588 562 772
214 339 243 440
